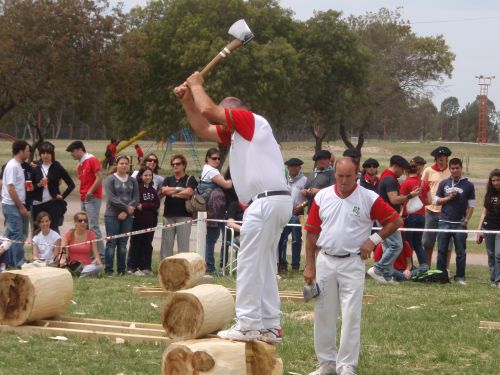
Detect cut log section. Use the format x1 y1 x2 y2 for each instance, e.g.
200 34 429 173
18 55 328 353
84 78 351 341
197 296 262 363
161 338 282 375
0 268 73 326
479 321 500 330
158 252 206 291
161 284 234 339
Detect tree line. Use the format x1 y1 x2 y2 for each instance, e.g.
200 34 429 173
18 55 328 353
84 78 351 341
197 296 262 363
0 0 497 146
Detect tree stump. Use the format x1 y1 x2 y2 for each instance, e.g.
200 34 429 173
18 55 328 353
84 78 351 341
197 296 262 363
0 267 73 326
161 284 234 339
158 252 206 291
161 338 283 375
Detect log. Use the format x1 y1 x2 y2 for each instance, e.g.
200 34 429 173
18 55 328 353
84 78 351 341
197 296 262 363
0 267 73 326
161 338 282 375
161 284 234 339
158 252 206 291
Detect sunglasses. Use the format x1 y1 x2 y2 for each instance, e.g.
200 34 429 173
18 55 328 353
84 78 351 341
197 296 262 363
146 159 158 163
77 218 88 223
210 157 221 161
171 162 183 166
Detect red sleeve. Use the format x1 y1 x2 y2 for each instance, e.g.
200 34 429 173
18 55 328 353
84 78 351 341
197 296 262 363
215 124 232 147
224 108 255 141
373 244 383 261
370 197 399 224
89 157 101 173
304 200 322 233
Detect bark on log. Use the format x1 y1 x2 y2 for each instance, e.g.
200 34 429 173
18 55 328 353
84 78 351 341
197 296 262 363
161 284 234 339
161 338 283 375
158 252 206 292
0 268 73 326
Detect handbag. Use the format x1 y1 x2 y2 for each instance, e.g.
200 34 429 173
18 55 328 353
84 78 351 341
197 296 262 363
49 245 83 277
406 180 424 214
184 175 207 213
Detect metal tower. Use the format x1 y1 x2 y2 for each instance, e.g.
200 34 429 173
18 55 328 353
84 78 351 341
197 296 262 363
475 75 495 144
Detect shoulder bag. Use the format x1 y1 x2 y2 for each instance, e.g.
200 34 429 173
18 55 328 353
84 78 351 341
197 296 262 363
185 175 206 213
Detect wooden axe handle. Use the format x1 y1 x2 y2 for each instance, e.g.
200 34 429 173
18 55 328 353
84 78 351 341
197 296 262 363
200 39 243 77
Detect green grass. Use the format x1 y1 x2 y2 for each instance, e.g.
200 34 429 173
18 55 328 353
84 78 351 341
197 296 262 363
0 256 499 374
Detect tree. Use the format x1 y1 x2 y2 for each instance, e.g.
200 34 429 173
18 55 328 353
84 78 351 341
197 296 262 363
345 8 455 147
0 0 122 138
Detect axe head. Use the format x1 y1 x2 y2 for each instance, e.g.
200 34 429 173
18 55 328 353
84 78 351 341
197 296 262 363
228 19 254 45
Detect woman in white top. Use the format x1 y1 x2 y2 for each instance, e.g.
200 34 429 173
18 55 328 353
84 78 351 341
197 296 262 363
200 148 232 274
32 211 61 263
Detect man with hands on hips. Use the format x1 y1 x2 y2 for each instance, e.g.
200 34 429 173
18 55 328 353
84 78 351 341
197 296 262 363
304 157 402 375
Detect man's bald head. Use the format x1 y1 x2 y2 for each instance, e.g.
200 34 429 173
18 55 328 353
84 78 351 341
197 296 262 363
335 157 359 195
219 96 245 109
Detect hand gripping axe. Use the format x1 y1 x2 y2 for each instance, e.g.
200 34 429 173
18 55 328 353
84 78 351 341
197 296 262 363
199 19 254 77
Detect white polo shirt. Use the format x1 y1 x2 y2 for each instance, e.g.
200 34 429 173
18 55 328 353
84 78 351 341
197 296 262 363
1 158 25 205
305 185 398 255
216 109 287 205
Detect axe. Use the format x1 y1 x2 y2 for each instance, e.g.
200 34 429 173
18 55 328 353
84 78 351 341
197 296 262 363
199 19 254 77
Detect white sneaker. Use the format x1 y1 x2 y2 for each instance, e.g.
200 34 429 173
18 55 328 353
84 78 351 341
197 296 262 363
142 269 154 276
386 277 399 285
308 361 336 375
259 327 283 343
0 263 5 272
133 269 145 277
456 279 467 286
490 282 497 288
338 364 357 375
217 323 261 341
367 267 388 284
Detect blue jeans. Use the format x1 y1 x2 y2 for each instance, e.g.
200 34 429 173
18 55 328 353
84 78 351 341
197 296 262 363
2 204 25 267
105 216 133 274
205 225 222 273
393 266 428 281
278 215 302 269
81 196 105 259
374 230 403 278
404 214 428 268
437 221 467 279
484 233 500 283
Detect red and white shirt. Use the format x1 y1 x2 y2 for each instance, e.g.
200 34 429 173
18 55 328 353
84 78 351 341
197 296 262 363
77 153 102 201
305 185 399 255
216 108 287 204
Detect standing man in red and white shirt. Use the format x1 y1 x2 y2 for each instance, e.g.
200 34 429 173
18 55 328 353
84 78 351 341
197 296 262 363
174 72 292 343
304 158 402 375
66 141 105 259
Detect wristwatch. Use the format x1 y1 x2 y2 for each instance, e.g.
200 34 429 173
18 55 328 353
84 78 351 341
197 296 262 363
406 193 412 200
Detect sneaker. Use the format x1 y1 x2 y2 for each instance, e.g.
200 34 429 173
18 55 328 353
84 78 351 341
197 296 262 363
126 270 134 275
456 280 467 286
259 327 283 343
217 323 261 341
386 277 399 285
338 365 357 375
142 269 154 276
134 269 145 277
106 272 113 278
207 269 223 276
308 361 336 375
490 282 497 288
367 267 388 285
0 263 5 273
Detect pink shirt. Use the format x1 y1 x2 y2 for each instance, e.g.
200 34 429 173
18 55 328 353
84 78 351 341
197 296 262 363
64 230 95 265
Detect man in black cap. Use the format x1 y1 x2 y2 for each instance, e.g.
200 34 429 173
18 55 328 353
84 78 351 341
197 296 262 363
421 146 452 267
360 158 380 192
367 155 420 284
277 158 308 272
301 150 335 209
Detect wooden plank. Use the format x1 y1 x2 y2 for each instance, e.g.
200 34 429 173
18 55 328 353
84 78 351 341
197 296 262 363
60 316 163 330
479 321 500 330
133 286 375 303
0 317 171 344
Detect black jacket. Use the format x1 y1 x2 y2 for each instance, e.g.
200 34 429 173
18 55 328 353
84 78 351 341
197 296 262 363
32 161 75 201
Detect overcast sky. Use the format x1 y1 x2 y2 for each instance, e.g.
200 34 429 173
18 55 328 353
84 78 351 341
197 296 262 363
120 0 500 110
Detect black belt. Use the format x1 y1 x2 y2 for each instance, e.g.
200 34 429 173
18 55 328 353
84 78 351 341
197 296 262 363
249 190 291 204
322 251 359 258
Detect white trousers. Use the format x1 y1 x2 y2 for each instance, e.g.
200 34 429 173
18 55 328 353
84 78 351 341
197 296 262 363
314 252 365 369
235 195 292 330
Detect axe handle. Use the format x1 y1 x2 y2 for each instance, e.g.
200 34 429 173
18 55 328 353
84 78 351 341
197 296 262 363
200 39 243 77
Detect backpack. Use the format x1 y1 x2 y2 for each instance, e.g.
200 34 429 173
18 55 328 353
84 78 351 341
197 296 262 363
412 269 450 284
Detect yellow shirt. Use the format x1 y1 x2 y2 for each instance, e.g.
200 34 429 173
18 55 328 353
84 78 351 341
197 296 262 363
421 165 451 213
